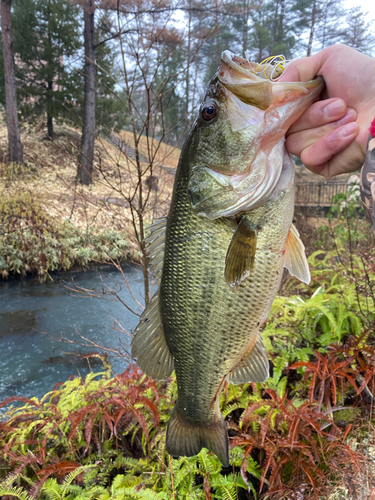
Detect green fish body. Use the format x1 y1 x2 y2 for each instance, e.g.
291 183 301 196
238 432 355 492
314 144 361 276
132 52 324 465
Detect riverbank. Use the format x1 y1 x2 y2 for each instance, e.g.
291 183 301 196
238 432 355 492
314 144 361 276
0 121 179 279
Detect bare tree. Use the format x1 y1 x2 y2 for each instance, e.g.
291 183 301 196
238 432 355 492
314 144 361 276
78 0 96 185
0 0 23 165
343 6 375 55
306 0 345 55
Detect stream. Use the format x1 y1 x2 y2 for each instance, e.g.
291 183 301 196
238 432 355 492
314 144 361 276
0 265 145 404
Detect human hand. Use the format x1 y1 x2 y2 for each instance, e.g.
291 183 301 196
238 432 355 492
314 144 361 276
279 44 375 179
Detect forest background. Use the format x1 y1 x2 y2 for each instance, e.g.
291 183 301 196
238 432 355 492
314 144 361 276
2 0 375 499
0 0 374 283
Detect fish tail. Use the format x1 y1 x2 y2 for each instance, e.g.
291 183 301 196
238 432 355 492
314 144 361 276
166 404 229 466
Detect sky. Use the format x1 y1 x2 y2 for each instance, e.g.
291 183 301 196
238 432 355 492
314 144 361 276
345 0 375 23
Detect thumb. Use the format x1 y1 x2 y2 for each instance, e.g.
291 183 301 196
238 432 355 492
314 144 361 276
279 51 328 83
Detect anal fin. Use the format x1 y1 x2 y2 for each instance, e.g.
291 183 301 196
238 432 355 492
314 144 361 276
284 223 310 284
225 217 257 290
227 334 269 385
131 291 174 381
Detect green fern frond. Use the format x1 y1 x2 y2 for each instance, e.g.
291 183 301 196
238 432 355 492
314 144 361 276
60 465 98 496
39 478 62 500
0 484 34 500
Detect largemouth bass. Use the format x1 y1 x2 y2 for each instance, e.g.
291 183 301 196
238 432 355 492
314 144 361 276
132 51 324 466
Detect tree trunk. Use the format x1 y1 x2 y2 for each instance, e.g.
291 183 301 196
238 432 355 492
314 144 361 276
242 0 250 57
307 0 317 57
1 0 23 165
46 0 53 139
47 79 54 138
185 0 191 115
78 2 96 185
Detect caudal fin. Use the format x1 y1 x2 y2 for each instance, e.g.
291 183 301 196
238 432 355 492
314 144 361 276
166 405 229 466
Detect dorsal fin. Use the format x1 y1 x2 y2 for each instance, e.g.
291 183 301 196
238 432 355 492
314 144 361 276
131 217 173 381
145 216 167 285
284 224 310 284
227 334 269 384
131 291 174 381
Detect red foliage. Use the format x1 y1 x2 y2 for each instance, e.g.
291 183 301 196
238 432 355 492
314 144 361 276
0 364 162 498
231 388 367 499
290 336 375 409
228 336 375 499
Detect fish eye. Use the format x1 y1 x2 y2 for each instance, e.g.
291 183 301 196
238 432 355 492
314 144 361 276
202 102 217 121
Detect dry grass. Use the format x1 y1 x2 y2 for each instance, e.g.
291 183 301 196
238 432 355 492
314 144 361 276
0 119 178 259
117 130 181 170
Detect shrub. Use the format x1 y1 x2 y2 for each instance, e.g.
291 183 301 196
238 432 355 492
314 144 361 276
0 190 129 278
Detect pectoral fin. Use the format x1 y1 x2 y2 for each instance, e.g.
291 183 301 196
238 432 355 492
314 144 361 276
225 218 257 290
284 224 310 284
227 334 269 384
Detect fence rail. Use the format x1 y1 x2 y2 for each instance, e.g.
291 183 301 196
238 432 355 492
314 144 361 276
295 182 351 207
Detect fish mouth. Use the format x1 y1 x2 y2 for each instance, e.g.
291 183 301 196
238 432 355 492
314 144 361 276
188 52 324 219
218 50 324 111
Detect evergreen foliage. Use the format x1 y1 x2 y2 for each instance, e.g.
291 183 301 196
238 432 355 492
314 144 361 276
11 0 82 137
342 6 375 54
1 0 374 145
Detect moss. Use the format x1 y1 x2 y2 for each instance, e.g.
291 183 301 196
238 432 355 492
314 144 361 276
333 408 360 423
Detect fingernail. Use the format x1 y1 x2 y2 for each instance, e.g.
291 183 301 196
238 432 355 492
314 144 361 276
323 100 346 117
339 122 358 137
337 109 357 126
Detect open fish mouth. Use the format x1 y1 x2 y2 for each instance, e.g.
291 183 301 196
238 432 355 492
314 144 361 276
187 51 324 219
218 50 324 111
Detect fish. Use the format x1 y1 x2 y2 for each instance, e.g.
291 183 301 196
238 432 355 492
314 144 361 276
131 51 324 466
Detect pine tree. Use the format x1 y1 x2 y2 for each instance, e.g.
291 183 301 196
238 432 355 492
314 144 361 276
153 36 186 145
247 0 313 61
12 0 81 138
247 0 274 61
94 13 129 135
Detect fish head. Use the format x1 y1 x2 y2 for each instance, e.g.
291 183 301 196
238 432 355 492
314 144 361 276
188 51 324 218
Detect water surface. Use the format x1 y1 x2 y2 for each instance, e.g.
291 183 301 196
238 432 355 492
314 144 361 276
0 265 145 403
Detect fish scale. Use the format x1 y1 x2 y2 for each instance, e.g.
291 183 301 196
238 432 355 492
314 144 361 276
131 51 324 465
158 134 295 464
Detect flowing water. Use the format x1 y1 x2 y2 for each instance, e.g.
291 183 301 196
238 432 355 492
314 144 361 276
0 265 145 404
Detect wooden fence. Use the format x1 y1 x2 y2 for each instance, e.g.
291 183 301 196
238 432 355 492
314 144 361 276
295 181 352 207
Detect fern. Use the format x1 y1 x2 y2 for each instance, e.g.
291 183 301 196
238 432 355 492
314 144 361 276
0 484 34 500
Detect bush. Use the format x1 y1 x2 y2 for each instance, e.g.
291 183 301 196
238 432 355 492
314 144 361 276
0 190 129 279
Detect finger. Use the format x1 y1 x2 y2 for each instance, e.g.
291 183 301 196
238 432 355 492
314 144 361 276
299 122 359 168
286 109 358 155
287 98 348 135
278 50 329 83
315 139 367 179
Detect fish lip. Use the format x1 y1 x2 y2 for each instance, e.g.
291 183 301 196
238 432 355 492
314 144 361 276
220 49 324 89
219 50 263 84
220 50 259 76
